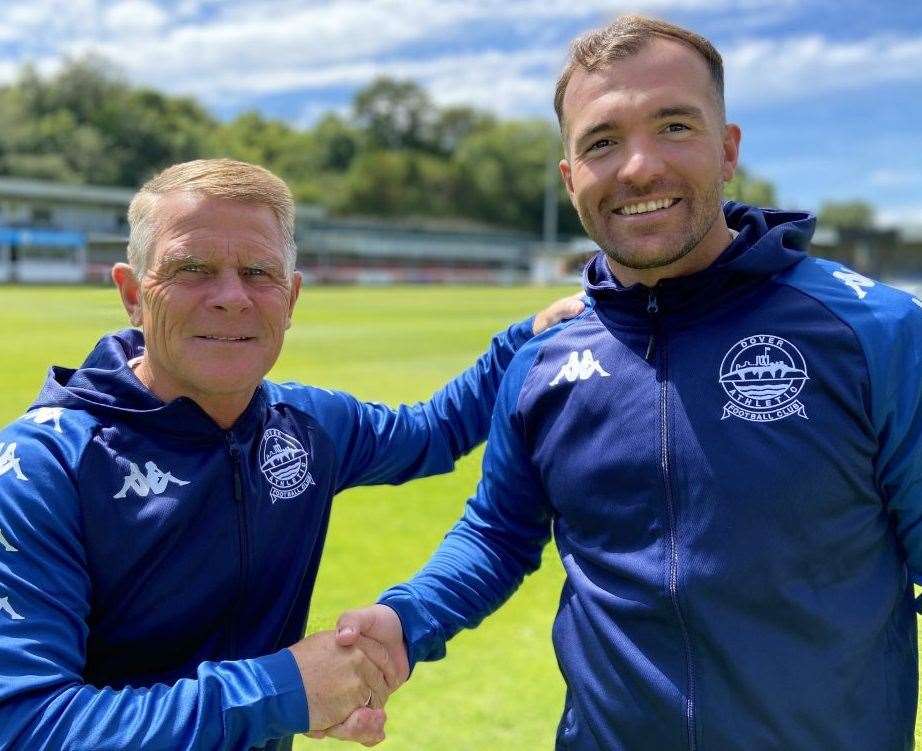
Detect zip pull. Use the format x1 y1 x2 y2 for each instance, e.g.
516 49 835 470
645 290 659 361
227 439 243 503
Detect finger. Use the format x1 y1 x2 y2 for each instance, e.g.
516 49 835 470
325 708 386 746
355 653 390 709
355 634 398 691
336 607 375 645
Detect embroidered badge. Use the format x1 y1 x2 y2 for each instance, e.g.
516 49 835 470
719 334 809 423
259 429 314 503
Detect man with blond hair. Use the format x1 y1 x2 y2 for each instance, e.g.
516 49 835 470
338 14 922 750
0 158 581 749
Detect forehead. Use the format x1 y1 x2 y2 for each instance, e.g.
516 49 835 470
563 38 719 133
152 192 285 264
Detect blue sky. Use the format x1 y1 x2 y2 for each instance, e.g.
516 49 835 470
1 0 921 227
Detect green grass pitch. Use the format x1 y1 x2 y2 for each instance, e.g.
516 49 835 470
0 284 919 750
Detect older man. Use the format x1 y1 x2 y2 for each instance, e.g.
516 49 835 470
0 158 580 749
339 15 922 751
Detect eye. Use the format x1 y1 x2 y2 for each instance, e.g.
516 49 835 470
664 122 691 134
242 267 268 277
587 138 616 153
178 263 205 274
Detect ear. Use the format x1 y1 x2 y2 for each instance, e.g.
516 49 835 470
285 271 302 330
559 158 577 207
112 263 143 327
721 123 742 182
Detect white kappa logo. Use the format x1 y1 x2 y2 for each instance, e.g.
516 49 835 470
0 595 24 621
259 429 314 503
0 528 17 553
832 269 875 300
719 335 809 423
0 443 28 482
549 349 611 386
20 407 64 433
114 460 190 499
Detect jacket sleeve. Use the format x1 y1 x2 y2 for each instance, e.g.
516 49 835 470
321 317 534 492
873 299 922 594
0 429 308 750
376 345 553 667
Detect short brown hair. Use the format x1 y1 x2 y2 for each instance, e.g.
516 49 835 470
554 15 725 137
127 158 297 278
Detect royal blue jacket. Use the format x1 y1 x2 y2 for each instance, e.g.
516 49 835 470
381 203 922 750
0 318 534 750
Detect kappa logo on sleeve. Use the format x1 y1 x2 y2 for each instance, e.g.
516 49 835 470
0 594 24 621
259 429 314 503
0 443 28 482
20 407 65 433
114 460 190 499
0 528 17 553
832 269 875 300
549 349 611 386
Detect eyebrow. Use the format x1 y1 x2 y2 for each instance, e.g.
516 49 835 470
573 105 707 148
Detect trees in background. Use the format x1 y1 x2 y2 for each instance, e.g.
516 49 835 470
0 58 779 239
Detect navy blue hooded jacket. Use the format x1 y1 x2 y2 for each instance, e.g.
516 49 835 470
381 203 922 750
0 317 533 750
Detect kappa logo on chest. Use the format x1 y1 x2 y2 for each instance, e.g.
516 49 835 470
114 460 190 499
259 429 315 503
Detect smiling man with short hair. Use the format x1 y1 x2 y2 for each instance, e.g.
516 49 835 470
0 158 582 750
339 15 922 750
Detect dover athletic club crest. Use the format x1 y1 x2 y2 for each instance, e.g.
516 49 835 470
718 334 809 423
259 429 314 503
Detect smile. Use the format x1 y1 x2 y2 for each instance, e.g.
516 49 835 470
195 336 255 342
615 197 680 216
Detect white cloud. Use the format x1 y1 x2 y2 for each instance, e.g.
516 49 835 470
869 169 922 189
104 0 169 35
725 33 922 108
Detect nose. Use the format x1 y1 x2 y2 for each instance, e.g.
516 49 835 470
208 269 252 314
616 136 666 191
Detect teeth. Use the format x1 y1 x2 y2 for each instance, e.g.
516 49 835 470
618 198 677 215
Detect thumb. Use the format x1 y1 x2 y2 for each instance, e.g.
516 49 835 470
336 607 376 646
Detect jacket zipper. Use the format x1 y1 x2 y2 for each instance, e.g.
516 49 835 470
645 290 659 361
651 296 697 751
226 435 249 656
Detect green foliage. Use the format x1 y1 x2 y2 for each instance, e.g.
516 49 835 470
0 55 216 186
818 199 875 230
0 59 781 238
724 166 777 207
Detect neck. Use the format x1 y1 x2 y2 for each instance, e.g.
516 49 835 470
607 216 736 288
132 358 253 430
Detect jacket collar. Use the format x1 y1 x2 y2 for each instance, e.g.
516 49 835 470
582 202 815 328
32 328 268 441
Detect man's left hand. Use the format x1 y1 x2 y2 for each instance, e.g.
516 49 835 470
532 292 585 335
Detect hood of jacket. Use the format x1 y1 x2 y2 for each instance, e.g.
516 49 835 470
30 327 266 439
582 201 816 326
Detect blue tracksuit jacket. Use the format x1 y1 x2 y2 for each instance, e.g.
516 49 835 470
0 318 533 750
380 202 922 750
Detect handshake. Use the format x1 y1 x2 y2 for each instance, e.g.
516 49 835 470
288 604 409 746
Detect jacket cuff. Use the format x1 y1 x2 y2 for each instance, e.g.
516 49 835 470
246 648 310 735
378 590 447 671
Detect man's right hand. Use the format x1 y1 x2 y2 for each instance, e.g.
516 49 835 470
287 630 390 733
306 605 410 745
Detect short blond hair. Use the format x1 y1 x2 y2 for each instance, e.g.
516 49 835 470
554 15 725 139
127 158 297 278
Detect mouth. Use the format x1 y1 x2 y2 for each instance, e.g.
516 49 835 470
613 197 681 217
195 335 256 343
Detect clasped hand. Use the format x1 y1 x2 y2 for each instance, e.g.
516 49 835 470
289 604 408 746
